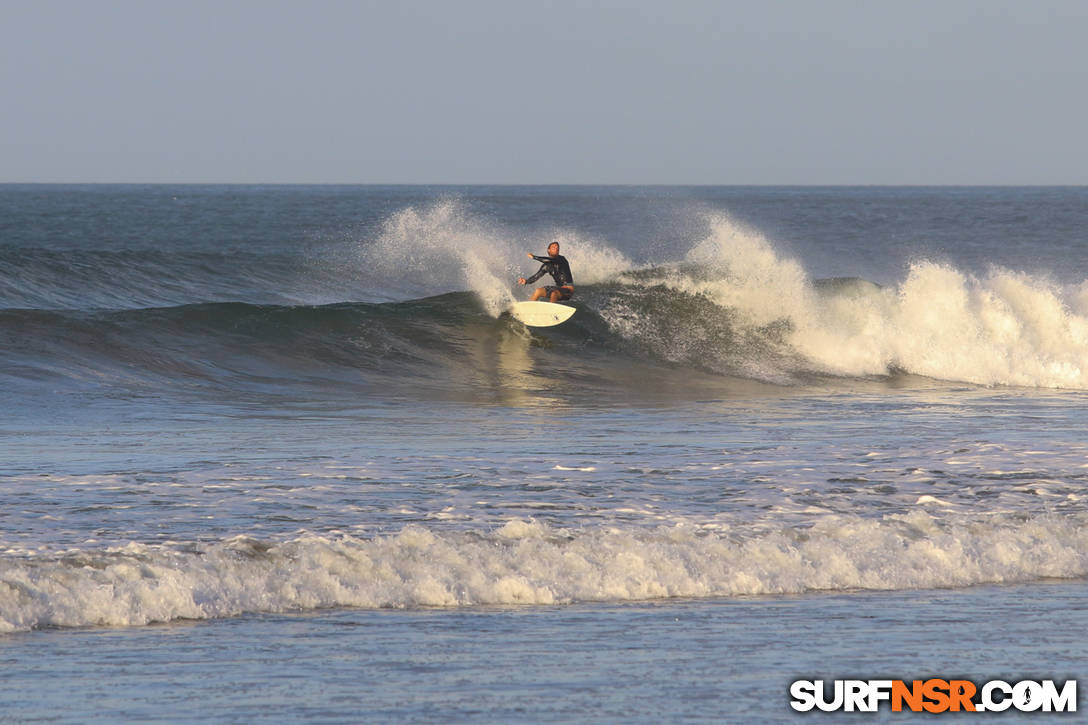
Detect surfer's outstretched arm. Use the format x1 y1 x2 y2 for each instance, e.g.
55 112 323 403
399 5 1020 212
522 265 547 285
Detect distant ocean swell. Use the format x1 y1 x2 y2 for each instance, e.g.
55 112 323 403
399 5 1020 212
3 513 1086 632
0 247 332 310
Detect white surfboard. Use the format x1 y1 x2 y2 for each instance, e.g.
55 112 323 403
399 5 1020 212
509 301 576 327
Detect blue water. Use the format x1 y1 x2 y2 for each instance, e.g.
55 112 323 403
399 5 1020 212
2 185 1087 721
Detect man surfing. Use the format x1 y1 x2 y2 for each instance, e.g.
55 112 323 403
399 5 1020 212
518 241 574 303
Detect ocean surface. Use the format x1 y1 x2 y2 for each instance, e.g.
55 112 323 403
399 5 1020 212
2 185 1087 721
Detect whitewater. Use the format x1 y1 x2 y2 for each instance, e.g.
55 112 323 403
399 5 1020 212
2 185 1086 722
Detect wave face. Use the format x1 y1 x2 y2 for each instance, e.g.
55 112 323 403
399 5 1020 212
1 298 488 393
3 513 1086 632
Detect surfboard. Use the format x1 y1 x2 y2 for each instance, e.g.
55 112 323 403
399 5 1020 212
509 301 576 327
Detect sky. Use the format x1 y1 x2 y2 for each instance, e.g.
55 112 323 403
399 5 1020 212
2 0 1087 184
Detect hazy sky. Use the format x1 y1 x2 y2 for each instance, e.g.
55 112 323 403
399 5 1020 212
3 0 1086 184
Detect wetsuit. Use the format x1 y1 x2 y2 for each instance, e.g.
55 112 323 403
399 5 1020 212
525 254 574 299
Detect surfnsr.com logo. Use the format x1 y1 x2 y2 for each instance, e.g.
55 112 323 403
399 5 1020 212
790 679 1077 713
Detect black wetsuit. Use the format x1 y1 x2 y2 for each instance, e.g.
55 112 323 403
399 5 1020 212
525 254 574 297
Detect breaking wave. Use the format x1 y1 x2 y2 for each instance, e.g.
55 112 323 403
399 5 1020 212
601 214 1088 387
3 513 1087 632
4 201 1088 390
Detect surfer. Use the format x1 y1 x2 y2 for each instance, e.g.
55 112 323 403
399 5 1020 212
517 241 574 303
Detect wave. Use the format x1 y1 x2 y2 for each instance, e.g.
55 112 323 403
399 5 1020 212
5 200 1088 390
5 279 1088 395
3 512 1087 632
349 203 1088 389
598 215 1088 388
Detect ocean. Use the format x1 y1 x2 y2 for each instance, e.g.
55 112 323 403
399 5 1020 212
1 185 1086 722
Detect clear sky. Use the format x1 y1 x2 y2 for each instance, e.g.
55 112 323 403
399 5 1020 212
2 0 1086 184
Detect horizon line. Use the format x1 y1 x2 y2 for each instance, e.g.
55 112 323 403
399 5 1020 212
3 181 1087 188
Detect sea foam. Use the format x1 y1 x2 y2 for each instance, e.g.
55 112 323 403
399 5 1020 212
3 513 1086 632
